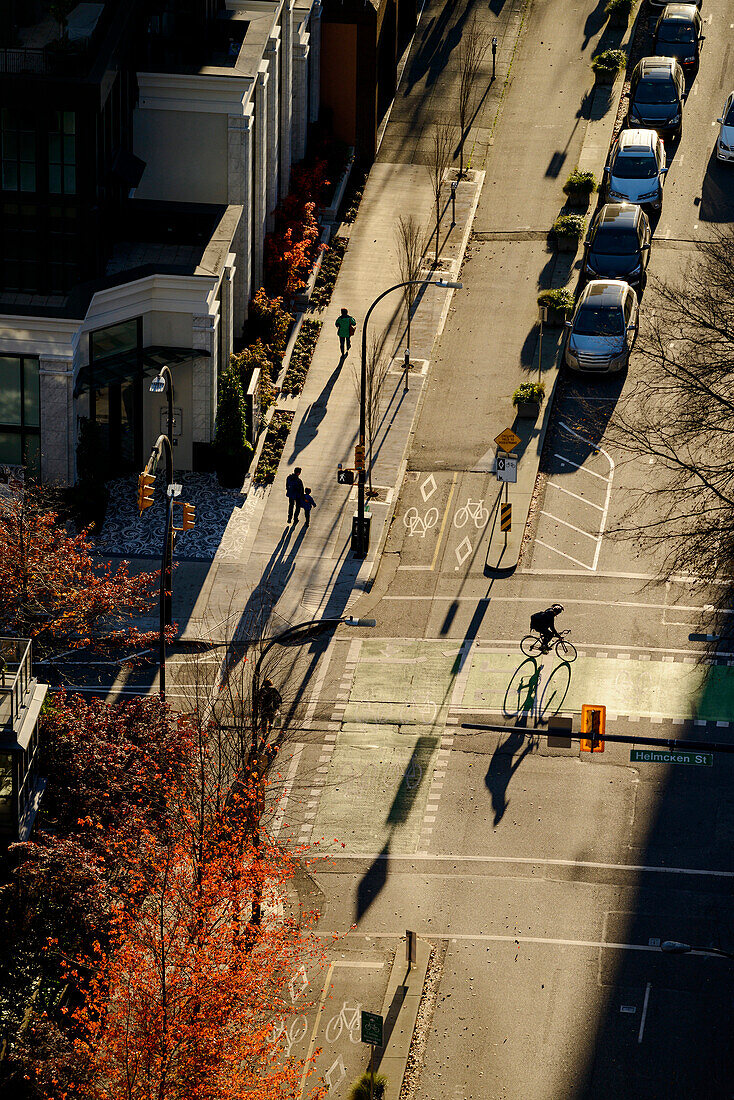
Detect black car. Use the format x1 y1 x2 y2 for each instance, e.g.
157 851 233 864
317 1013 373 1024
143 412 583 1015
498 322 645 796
582 203 651 290
654 4 704 72
628 57 686 139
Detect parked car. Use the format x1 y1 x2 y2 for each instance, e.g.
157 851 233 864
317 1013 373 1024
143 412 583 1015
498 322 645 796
582 203 651 290
627 57 686 139
716 91 734 163
653 4 704 72
564 280 639 373
605 129 667 210
649 0 700 11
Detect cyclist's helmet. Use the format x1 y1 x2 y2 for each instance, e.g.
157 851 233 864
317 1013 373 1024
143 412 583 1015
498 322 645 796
551 603 564 614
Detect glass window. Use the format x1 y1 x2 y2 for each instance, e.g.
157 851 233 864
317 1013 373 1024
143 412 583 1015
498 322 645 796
48 111 76 196
90 319 139 362
0 752 12 819
0 356 40 474
1 108 36 193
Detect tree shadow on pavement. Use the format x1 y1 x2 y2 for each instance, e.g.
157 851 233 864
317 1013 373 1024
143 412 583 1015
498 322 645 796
402 2 469 96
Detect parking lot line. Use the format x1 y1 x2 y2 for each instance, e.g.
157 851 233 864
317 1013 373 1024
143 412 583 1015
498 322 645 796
534 539 595 570
553 453 609 480
539 510 601 541
547 482 604 510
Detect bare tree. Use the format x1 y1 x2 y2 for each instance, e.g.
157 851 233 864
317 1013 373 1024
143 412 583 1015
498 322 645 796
599 223 734 616
427 118 457 267
394 214 428 355
457 15 491 177
352 333 391 497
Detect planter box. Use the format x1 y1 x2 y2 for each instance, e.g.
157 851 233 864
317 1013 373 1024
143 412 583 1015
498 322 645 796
565 191 591 210
554 233 581 253
322 147 356 224
517 400 541 420
594 68 618 85
607 10 630 28
545 306 570 326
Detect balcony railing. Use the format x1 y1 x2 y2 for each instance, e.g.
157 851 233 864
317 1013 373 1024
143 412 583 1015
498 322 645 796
0 638 34 734
0 47 48 73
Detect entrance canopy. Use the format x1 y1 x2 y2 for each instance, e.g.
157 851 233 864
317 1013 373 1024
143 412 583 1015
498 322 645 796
74 346 209 397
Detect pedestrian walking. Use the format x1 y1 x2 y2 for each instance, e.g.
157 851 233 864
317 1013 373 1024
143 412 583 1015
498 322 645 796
301 487 316 528
335 307 356 356
257 676 282 737
285 466 304 523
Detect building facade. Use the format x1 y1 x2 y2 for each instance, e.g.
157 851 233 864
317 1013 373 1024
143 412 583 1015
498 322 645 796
0 0 321 485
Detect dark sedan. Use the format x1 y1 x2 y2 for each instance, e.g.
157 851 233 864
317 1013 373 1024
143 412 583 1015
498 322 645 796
582 203 651 290
654 4 705 72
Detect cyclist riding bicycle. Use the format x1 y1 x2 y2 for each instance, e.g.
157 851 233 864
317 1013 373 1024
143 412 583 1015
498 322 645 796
529 604 564 653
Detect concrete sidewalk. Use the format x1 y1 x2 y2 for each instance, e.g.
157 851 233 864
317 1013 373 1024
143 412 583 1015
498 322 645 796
175 163 480 640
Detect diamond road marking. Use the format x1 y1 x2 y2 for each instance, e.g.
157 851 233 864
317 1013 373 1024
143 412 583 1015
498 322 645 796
326 1055 346 1090
455 537 472 565
289 966 309 1002
421 473 437 502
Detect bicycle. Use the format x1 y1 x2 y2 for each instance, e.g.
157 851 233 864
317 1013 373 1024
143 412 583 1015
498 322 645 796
520 629 577 662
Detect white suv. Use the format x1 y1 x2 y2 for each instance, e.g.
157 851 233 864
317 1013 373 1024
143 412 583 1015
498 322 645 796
605 129 667 211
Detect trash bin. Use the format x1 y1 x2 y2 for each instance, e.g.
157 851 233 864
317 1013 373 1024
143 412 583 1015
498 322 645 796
351 511 372 557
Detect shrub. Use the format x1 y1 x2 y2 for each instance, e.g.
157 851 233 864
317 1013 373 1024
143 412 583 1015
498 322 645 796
512 381 545 407
348 1072 388 1100
311 237 348 312
280 319 323 396
605 0 635 16
245 289 292 358
552 214 586 240
344 169 368 223
215 364 252 487
562 169 597 198
253 411 293 484
591 48 627 78
538 288 575 313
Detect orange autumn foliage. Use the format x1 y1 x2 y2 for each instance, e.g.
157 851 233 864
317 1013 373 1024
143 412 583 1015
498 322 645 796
67 790 327 1100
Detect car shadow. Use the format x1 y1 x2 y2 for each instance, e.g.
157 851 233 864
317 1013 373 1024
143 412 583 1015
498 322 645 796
699 147 734 223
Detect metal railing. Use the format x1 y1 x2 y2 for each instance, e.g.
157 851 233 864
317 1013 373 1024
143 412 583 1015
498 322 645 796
0 639 33 734
0 48 47 74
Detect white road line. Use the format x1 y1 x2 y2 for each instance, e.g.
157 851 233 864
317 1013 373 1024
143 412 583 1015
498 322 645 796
337 932 694 953
539 510 601 542
552 453 610 481
535 539 595 570
315 853 734 877
559 422 615 571
304 641 335 728
638 982 652 1044
547 482 605 510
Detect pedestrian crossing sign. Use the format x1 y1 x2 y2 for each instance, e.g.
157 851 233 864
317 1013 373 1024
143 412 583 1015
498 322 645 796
495 428 521 454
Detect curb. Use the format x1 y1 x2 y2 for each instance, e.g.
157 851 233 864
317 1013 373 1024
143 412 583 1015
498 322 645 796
374 937 432 1100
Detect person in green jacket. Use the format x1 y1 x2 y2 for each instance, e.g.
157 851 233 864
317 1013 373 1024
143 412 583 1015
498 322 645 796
335 307 356 356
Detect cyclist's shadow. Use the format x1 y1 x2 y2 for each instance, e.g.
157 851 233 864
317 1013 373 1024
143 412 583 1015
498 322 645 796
503 658 542 721
484 726 535 826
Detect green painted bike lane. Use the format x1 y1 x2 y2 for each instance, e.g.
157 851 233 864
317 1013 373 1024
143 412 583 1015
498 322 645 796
312 641 734 851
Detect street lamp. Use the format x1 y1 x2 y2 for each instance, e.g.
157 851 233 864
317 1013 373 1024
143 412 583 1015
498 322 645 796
354 278 462 558
150 365 174 450
661 941 734 960
251 615 376 755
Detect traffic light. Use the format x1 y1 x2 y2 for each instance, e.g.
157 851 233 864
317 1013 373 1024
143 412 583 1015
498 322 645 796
580 704 606 752
137 471 155 514
180 502 196 531
354 444 365 470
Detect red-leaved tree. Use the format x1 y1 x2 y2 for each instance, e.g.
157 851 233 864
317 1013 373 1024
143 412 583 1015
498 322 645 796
0 493 160 657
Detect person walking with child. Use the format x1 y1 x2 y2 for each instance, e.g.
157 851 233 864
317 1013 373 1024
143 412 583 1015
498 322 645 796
301 487 316 528
335 307 356 356
285 467 304 524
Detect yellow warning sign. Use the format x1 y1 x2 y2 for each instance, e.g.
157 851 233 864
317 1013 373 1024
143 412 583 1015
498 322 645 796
501 503 512 531
494 428 522 454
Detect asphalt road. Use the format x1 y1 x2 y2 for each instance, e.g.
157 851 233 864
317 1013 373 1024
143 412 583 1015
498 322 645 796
278 0 734 1097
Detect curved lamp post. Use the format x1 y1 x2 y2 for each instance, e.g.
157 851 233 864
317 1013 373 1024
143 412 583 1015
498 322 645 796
661 940 734 960
354 278 462 558
149 367 176 701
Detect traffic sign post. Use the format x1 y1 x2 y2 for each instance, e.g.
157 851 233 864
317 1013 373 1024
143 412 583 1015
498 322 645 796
496 452 517 483
361 1010 384 1098
494 427 521 454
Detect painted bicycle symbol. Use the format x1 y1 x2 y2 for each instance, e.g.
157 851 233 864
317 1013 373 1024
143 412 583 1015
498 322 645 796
405 759 423 789
404 506 439 538
454 499 489 529
268 1015 308 1057
325 1001 362 1044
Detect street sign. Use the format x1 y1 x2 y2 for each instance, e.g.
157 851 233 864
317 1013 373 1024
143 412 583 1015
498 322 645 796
496 454 517 483
547 715 573 748
630 749 713 767
500 503 511 531
494 428 521 454
361 1010 383 1046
